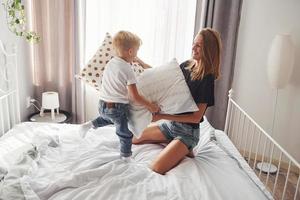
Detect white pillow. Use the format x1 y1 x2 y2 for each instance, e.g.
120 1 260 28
128 59 198 138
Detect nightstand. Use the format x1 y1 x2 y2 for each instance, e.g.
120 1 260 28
28 110 72 123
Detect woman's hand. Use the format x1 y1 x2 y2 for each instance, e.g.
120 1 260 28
133 57 140 63
152 113 162 122
148 102 160 113
134 57 151 69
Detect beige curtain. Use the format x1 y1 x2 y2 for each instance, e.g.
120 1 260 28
27 0 85 122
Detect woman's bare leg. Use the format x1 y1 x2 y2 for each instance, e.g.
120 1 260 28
150 139 189 175
133 126 192 174
132 125 168 144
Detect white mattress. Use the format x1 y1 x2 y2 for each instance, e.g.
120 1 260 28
0 120 273 200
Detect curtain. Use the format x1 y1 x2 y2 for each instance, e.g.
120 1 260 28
85 0 197 66
26 0 86 123
84 0 197 120
197 0 243 130
72 0 86 123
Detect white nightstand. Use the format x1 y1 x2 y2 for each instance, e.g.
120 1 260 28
28 110 72 123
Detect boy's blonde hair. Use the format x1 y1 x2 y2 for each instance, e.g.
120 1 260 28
112 31 141 55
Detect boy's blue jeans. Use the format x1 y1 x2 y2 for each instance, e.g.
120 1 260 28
92 100 133 157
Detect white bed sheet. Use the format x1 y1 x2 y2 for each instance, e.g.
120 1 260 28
0 121 273 200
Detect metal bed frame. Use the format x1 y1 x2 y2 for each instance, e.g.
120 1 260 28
0 40 21 136
225 89 300 200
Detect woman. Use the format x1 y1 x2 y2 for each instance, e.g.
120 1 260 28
132 28 222 175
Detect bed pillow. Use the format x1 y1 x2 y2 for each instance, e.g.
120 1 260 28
128 59 198 137
76 33 114 91
75 33 144 91
132 62 145 77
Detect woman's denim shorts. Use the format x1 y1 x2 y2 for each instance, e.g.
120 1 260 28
158 121 200 150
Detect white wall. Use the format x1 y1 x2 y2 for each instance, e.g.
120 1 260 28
233 0 300 162
0 4 34 121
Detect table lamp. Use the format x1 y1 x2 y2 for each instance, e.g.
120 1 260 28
40 91 60 120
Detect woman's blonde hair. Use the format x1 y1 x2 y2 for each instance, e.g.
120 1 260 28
112 31 141 55
187 28 222 80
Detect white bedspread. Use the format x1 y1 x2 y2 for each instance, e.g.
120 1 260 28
0 121 272 200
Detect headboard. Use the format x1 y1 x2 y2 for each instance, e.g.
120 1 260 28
0 40 21 136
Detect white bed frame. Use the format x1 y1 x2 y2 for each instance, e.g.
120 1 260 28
225 89 300 200
0 40 21 136
0 39 299 199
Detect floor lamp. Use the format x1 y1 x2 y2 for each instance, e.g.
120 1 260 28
256 34 295 173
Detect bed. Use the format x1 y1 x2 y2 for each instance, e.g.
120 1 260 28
0 120 272 200
0 40 299 200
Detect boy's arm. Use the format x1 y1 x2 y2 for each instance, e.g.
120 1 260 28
134 57 152 69
127 84 159 113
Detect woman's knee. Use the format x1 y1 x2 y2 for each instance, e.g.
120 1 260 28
150 162 166 175
132 136 143 144
132 126 166 144
150 139 189 174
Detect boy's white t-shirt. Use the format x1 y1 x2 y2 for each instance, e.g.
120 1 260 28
99 56 137 104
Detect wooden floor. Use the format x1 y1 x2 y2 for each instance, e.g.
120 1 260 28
254 169 299 200
247 159 300 200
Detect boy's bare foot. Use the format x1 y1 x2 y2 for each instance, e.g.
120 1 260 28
78 121 93 138
121 156 133 163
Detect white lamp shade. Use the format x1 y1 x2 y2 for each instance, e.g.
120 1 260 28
267 34 295 89
42 91 59 109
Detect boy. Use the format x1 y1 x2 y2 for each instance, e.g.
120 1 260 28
79 31 159 159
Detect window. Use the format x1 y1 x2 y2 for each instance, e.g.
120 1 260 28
85 0 197 66
84 0 197 120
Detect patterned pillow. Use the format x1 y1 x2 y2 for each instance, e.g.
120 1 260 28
76 33 144 91
132 62 145 77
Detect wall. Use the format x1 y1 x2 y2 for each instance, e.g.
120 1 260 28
232 0 300 162
0 3 34 121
